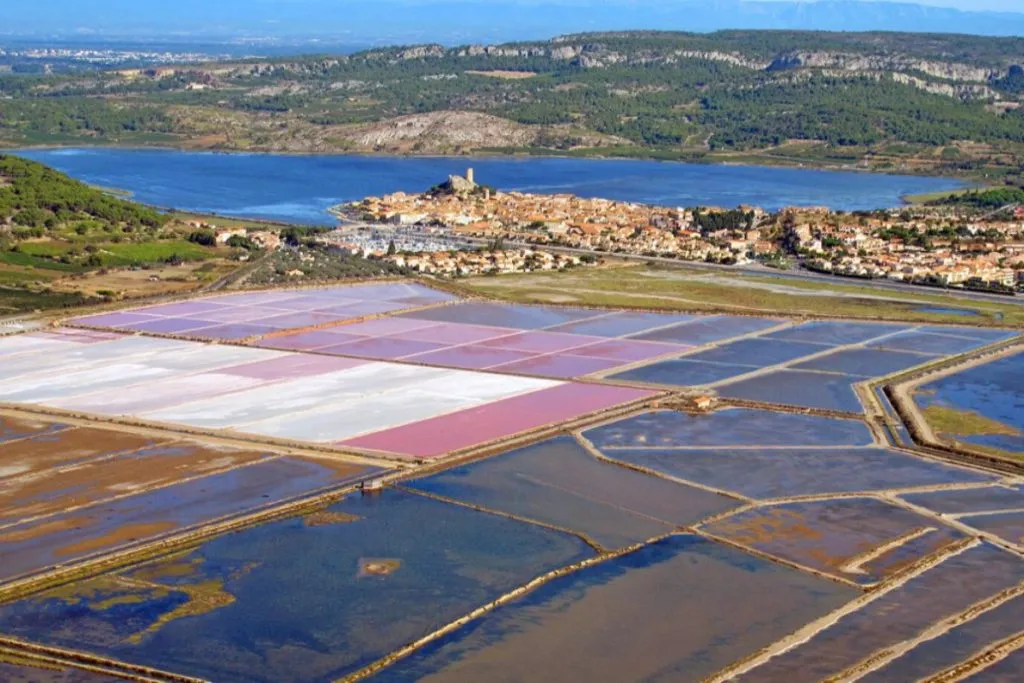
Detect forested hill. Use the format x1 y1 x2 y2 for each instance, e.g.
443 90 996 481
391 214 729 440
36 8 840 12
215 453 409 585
2 30 1024 180
0 155 167 238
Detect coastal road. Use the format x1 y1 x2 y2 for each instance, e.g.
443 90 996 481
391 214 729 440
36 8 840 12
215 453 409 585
338 223 1024 308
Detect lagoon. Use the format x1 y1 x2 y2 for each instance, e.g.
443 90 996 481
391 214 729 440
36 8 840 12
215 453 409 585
14 148 968 225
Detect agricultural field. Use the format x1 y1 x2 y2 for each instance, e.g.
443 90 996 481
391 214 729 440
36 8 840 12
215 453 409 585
0 280 1022 681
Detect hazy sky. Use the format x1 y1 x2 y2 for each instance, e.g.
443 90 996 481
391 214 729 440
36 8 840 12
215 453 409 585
5 0 1024 42
758 0 1022 9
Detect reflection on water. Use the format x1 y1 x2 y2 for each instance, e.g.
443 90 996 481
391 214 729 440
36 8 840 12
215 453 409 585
371 534 855 683
408 436 739 549
858 594 1024 683
599 446 992 499
740 543 1024 682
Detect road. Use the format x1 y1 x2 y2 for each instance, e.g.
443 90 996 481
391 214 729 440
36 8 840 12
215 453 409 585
336 222 1024 308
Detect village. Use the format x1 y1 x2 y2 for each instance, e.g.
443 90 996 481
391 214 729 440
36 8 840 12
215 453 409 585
340 169 1024 291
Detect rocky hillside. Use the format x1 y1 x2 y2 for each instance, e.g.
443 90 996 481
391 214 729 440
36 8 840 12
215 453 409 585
340 111 622 154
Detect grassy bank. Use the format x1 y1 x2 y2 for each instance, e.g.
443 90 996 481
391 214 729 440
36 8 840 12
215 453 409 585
920 405 1021 439
458 265 1024 327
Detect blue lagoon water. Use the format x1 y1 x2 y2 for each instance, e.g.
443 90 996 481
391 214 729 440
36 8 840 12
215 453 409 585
14 148 968 224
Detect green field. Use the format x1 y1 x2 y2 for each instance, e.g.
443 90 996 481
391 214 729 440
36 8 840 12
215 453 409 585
0 268 51 286
903 188 977 204
101 240 214 265
459 265 1024 327
0 251 88 273
16 242 74 258
0 286 99 314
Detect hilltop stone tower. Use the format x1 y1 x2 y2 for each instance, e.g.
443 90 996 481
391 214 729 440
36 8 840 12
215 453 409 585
466 168 475 184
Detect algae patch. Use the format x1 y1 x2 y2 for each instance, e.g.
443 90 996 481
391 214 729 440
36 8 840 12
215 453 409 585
304 510 362 527
922 405 1022 439
126 579 236 644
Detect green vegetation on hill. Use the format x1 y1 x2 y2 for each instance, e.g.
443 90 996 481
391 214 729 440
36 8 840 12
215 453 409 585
0 155 168 238
0 155 242 313
2 31 1024 178
931 186 1024 208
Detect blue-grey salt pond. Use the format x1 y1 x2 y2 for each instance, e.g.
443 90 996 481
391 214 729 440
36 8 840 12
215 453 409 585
737 543 1024 682
368 535 856 683
584 408 873 449
597 447 994 499
407 436 740 549
716 370 864 412
858 594 1023 683
0 490 592 683
914 351 1024 454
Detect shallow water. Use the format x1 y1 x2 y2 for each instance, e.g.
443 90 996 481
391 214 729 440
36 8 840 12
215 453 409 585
408 436 739 549
961 647 1024 682
584 409 874 449
370 534 856 683
868 331 989 356
704 498 965 585
0 456 379 581
717 370 865 412
598 446 994 499
761 321 909 346
0 416 70 445
0 489 592 683
792 348 933 377
916 351 1024 453
961 511 1024 546
901 486 1023 515
15 149 969 223
738 543 1024 682
858 594 1023 683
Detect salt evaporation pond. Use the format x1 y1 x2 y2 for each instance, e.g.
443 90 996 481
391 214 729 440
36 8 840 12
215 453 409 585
915 351 1024 454
0 490 592 683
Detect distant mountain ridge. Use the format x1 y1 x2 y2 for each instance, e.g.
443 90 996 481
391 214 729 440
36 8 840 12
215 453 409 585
4 1 1024 41
3 28 1023 184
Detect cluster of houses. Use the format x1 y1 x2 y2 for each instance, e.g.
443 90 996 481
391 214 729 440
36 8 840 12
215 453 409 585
786 207 1024 291
184 221 282 251
345 171 767 265
342 171 1024 292
378 248 585 277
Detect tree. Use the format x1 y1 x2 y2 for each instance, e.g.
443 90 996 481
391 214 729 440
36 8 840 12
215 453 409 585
386 239 397 256
187 229 216 246
226 234 257 250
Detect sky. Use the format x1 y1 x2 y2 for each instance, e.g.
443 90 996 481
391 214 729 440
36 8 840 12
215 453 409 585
3 0 1024 43
757 0 1021 9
